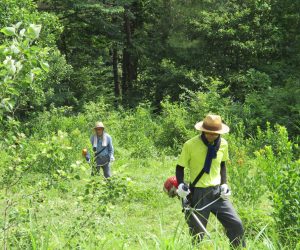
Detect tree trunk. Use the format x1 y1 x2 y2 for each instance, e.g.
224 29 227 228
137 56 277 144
112 45 121 98
121 6 138 97
60 31 68 60
122 7 130 96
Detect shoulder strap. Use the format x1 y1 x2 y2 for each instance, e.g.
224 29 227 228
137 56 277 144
94 146 107 158
190 136 206 187
190 168 205 188
92 135 107 157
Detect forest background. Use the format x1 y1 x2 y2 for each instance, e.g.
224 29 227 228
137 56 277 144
0 0 299 249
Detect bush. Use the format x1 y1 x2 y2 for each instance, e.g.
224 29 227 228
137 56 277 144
254 125 299 247
156 98 194 154
113 104 158 158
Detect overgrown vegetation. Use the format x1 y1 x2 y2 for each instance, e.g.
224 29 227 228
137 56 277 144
1 97 299 249
1 0 300 249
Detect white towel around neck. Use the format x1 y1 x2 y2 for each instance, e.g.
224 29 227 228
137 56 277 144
93 133 108 149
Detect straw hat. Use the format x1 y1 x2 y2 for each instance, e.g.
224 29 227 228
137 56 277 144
93 121 105 129
194 114 229 134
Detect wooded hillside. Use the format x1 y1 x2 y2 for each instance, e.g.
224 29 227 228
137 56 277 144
0 1 299 249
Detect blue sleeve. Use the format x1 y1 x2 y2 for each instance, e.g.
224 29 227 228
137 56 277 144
107 136 114 160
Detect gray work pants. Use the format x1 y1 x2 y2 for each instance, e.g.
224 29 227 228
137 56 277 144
186 185 245 248
92 163 111 178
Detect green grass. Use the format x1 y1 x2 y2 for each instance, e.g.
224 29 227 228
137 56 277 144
0 153 283 249
2 109 297 249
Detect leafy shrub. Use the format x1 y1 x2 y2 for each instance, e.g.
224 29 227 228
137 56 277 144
182 80 232 120
156 98 195 154
243 77 300 136
26 106 86 136
272 161 300 247
251 124 294 159
81 175 132 216
254 125 299 247
112 104 158 158
0 23 50 124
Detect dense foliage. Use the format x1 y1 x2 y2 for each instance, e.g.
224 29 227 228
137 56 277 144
1 98 299 249
0 0 299 249
31 0 300 136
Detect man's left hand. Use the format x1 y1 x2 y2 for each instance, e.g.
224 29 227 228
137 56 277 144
177 183 190 199
220 184 231 200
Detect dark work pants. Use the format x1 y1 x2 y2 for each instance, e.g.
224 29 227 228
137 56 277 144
186 186 245 248
97 163 111 178
92 163 111 178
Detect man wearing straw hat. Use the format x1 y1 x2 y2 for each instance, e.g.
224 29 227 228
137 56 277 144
176 114 245 248
90 121 114 178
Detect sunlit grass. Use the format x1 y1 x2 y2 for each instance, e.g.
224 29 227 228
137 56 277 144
0 153 286 250
1 106 298 249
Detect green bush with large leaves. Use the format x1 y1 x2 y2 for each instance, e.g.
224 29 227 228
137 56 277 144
254 125 300 246
0 23 50 122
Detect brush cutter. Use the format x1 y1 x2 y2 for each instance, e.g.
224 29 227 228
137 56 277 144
82 148 110 176
180 183 221 239
163 176 222 239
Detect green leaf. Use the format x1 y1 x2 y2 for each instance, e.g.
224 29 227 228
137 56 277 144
7 87 20 96
15 22 22 29
8 62 16 74
40 61 50 72
31 67 42 75
19 29 25 37
10 44 20 54
1 98 14 111
0 44 7 52
74 174 81 180
1 27 16 36
26 24 42 39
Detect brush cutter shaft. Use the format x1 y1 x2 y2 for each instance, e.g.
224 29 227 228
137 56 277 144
182 196 220 240
183 197 221 212
190 211 211 238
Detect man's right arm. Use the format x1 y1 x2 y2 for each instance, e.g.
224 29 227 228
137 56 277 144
176 142 189 185
176 143 191 198
176 165 184 184
176 164 190 198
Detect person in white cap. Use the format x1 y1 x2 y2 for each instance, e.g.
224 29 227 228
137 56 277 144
176 114 245 248
90 121 114 177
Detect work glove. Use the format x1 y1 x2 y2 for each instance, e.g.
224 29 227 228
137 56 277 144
220 184 231 200
85 152 91 163
82 149 91 163
110 155 115 162
177 183 190 199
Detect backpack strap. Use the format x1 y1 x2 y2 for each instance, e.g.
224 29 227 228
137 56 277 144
190 168 205 188
94 147 107 158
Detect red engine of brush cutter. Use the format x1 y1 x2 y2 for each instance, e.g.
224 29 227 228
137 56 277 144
163 176 178 197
